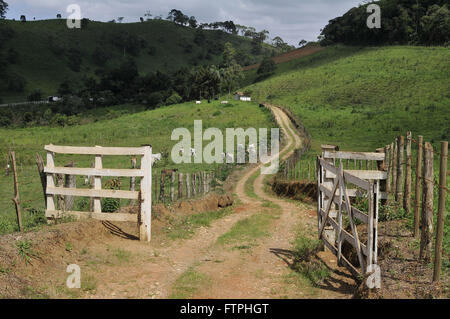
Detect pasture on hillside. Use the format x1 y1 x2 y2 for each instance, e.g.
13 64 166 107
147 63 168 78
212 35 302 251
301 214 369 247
0 100 277 234
246 45 450 153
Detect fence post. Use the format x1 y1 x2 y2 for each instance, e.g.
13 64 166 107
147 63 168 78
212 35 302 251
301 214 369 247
186 173 191 199
64 162 76 211
392 141 398 195
178 173 184 199
170 171 176 202
191 173 197 197
376 148 387 205
89 162 95 212
94 154 103 213
159 172 166 202
420 142 434 262
404 132 412 215
130 157 137 206
433 141 448 282
45 150 56 222
140 145 152 242
36 153 47 206
413 136 423 238
385 145 391 194
395 136 404 203
9 151 23 232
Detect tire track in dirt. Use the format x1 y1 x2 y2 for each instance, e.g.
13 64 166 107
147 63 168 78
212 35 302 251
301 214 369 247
88 104 355 299
189 105 355 299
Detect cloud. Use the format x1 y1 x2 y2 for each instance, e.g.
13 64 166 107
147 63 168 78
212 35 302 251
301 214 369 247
5 0 362 44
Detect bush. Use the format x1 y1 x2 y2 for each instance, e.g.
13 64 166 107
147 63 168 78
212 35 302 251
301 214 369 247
7 73 26 92
27 89 43 102
165 92 182 105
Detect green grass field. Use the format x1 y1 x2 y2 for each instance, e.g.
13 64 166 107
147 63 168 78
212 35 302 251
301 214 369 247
245 45 450 153
245 45 450 272
1 19 277 103
0 100 277 234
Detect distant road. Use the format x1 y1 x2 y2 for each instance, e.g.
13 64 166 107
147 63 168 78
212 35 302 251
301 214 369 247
0 100 49 108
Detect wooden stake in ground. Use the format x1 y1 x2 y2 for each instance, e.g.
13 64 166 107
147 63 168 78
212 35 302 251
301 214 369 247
392 141 398 195
36 153 47 206
433 141 448 282
178 173 184 199
396 136 405 203
170 171 176 202
9 151 23 232
404 132 412 215
186 173 191 199
420 142 434 262
413 136 423 238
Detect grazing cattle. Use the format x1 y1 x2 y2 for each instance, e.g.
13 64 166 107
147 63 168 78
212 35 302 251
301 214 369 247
190 148 197 158
247 144 256 153
196 101 202 104
151 153 162 165
5 164 10 176
221 101 229 104
225 153 234 163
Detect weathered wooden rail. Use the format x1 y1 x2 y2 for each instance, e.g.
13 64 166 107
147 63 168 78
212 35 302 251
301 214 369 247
43 144 152 241
317 145 386 278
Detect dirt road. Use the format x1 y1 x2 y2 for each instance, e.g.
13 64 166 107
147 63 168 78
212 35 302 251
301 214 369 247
78 105 355 299
0 104 355 299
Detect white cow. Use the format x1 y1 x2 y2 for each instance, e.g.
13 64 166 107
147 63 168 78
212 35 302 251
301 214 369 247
151 153 162 165
190 148 197 158
221 101 229 104
196 101 202 104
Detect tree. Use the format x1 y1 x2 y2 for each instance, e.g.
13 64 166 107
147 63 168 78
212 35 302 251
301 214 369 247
117 17 124 23
298 39 308 47
223 42 236 67
257 57 276 78
188 16 197 28
0 0 8 19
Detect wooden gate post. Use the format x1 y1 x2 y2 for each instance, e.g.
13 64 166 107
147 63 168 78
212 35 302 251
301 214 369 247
413 136 423 238
139 145 152 242
45 150 56 223
321 145 339 247
433 141 448 282
395 136 404 203
420 142 434 262
404 132 412 215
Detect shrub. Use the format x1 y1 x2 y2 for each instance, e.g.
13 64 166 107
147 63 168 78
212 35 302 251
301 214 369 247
165 92 182 105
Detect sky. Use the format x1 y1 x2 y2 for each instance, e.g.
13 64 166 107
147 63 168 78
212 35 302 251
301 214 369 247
5 0 364 45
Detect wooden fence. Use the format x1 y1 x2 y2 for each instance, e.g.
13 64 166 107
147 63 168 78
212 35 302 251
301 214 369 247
317 145 386 277
43 144 152 241
382 133 448 282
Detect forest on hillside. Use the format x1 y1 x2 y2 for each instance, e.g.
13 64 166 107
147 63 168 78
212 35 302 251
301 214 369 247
320 0 450 46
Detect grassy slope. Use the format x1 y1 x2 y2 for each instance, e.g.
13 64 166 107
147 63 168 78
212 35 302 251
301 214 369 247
0 100 277 233
246 45 450 271
1 19 275 102
245 45 450 152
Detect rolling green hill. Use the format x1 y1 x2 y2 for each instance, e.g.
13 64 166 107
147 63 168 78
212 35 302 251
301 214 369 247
0 19 277 103
0 99 276 233
245 45 450 152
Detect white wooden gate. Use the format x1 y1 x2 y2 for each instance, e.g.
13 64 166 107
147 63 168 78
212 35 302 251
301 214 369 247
317 146 387 277
44 144 152 241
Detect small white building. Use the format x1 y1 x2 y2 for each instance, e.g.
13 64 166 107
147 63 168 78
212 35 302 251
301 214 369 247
234 92 251 102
